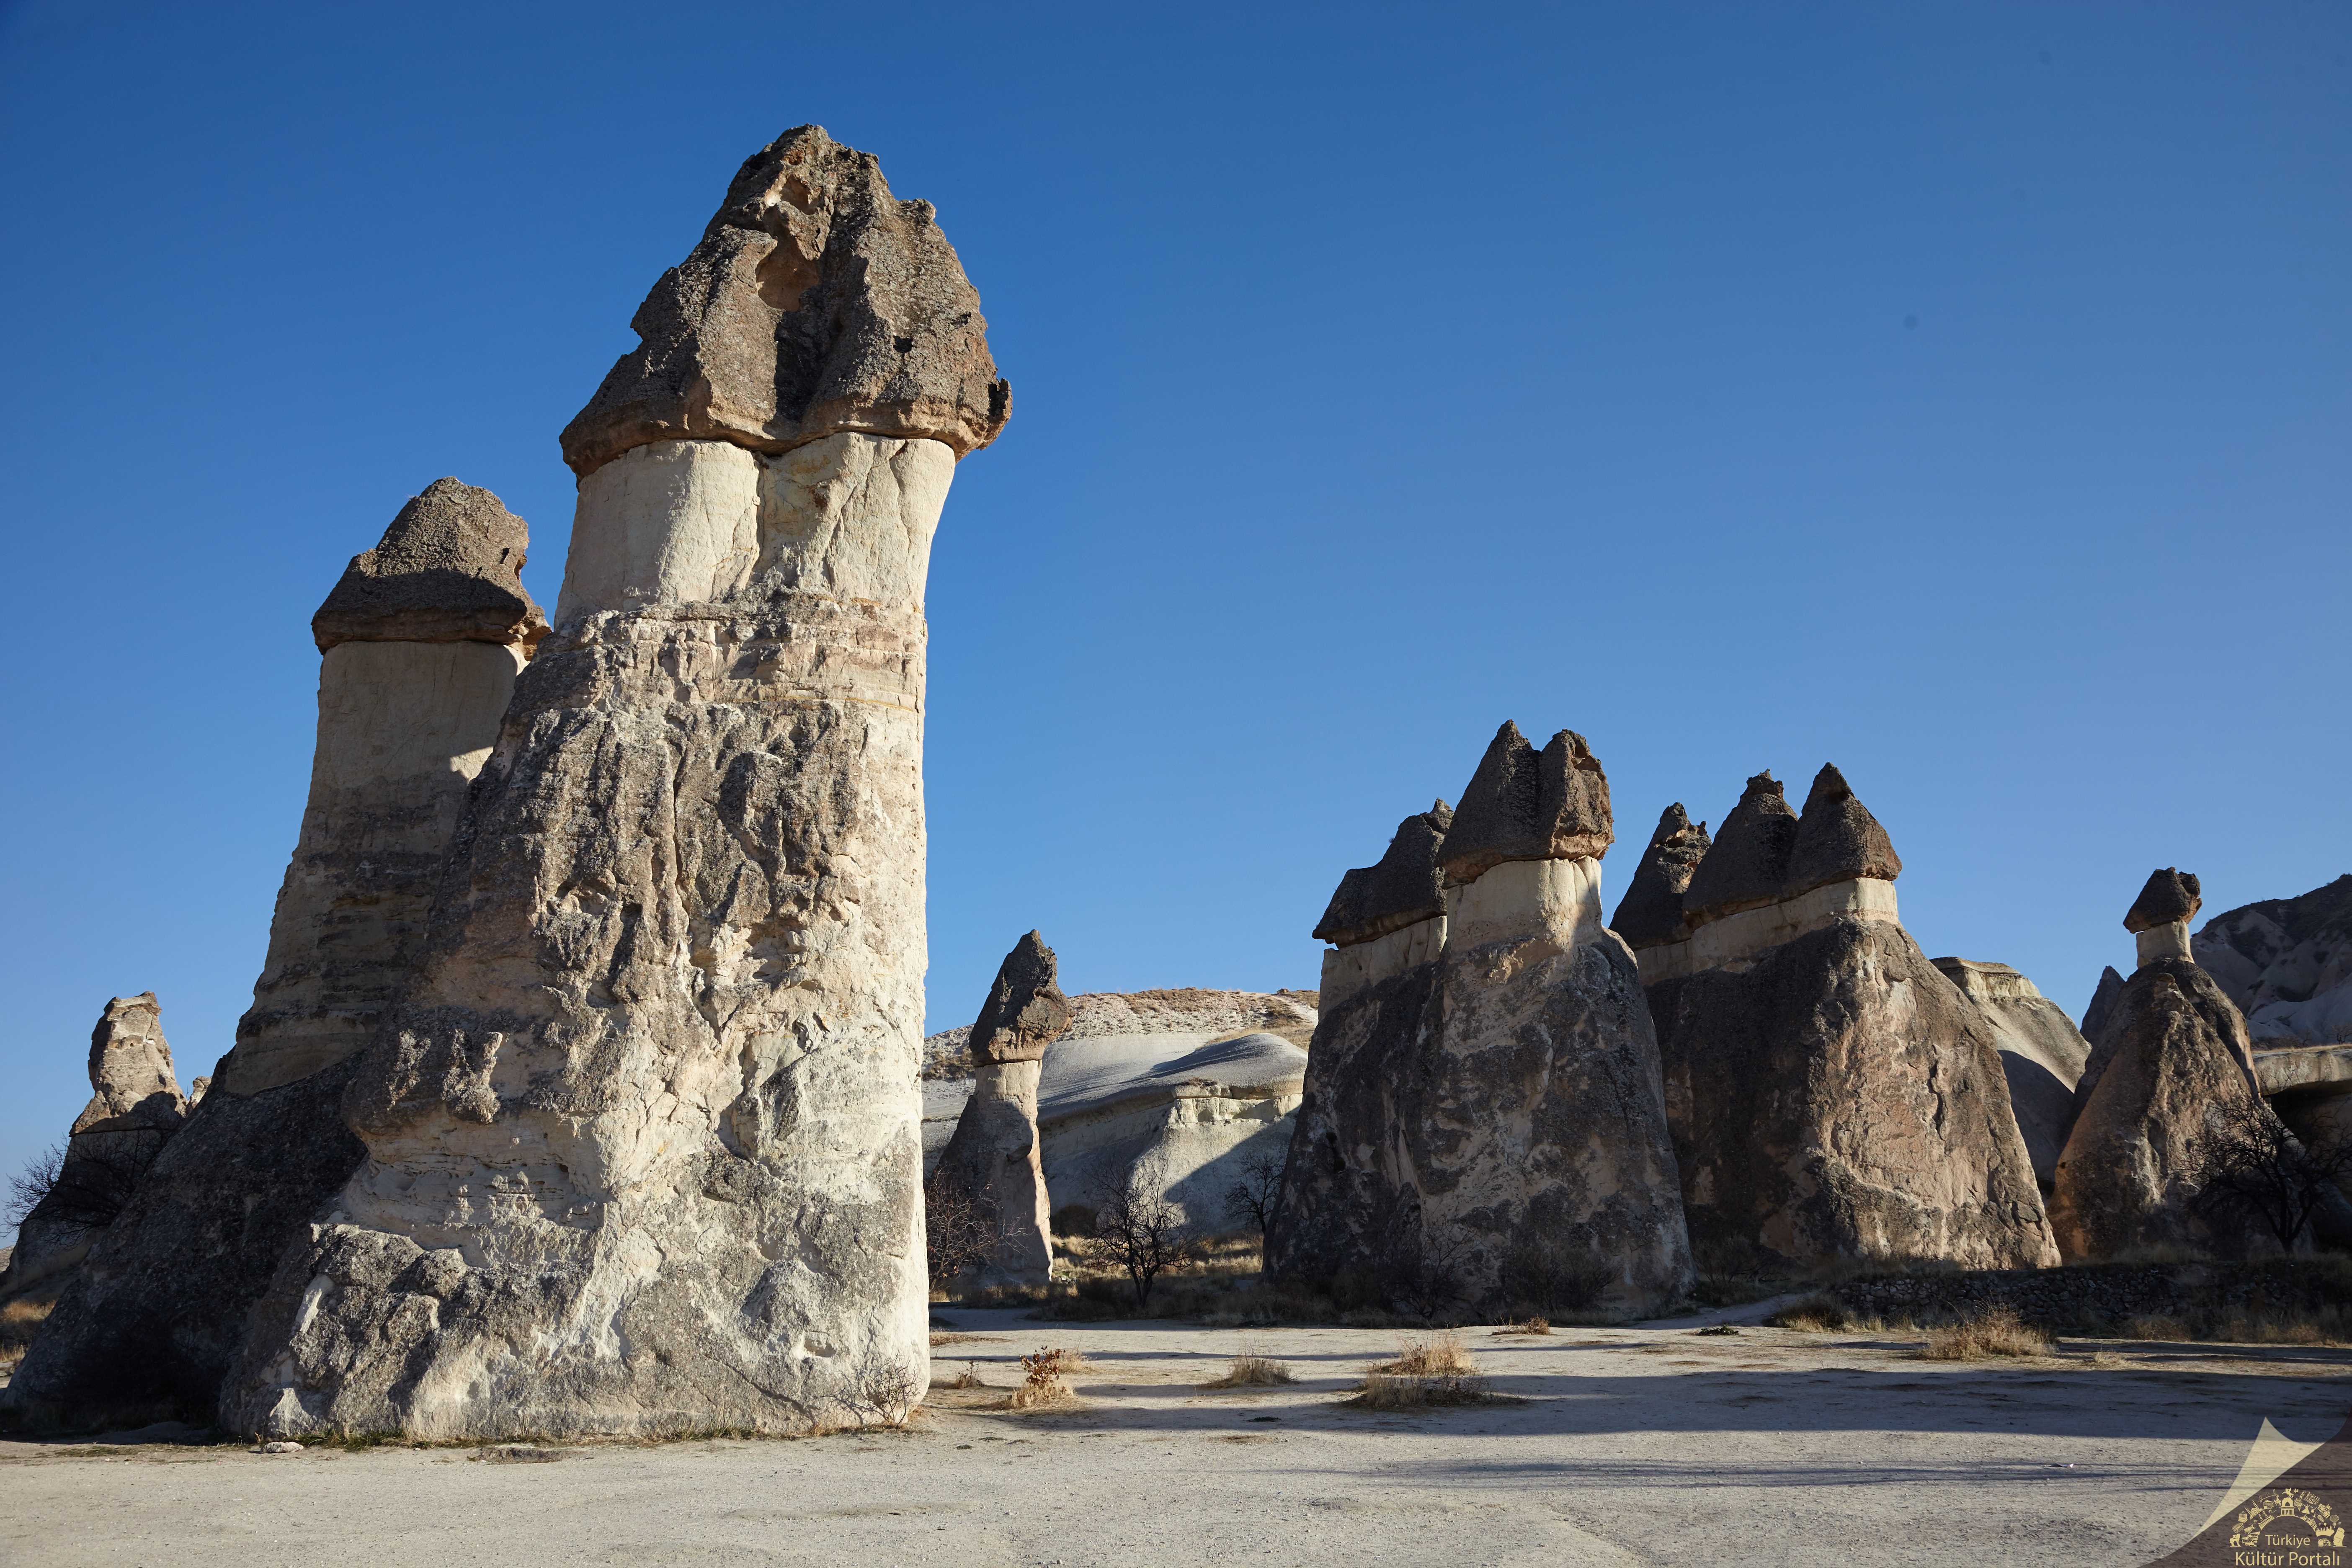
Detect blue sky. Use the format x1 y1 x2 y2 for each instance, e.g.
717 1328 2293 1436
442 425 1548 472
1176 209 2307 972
2 2 2346 1207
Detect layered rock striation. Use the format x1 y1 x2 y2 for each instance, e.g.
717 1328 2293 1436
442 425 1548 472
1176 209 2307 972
224 128 1004 1440
930 933 1072 1288
1274 724 1693 1316
0 996 186 1312
4 485 544 1430
1623 765 2056 1271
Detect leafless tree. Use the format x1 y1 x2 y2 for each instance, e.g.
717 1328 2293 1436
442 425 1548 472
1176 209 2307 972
1378 1228 1470 1321
6 1141 146 1234
1498 1239 1615 1315
1221 1149 1287 1269
2191 1097 2352 1253
923 1176 997 1289
1089 1163 1192 1310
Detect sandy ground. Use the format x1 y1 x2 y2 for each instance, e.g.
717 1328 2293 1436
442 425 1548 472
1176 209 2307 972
4 1305 2347 1568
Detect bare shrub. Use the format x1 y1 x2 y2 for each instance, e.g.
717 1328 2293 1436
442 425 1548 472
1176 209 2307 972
1008 1346 1088 1409
1489 1317 1552 1337
939 1362 987 1390
1220 1150 1287 1269
1378 1231 1469 1321
2123 1314 2190 1341
1050 1203 1099 1239
1370 1331 1476 1378
1497 1241 1614 1316
7 1141 147 1234
2190 1096 2352 1253
1763 1294 1854 1331
1347 1371 1496 1408
833 1354 922 1428
1088 1164 1193 1311
1199 1347 1295 1388
1917 1306 2050 1362
923 1177 996 1291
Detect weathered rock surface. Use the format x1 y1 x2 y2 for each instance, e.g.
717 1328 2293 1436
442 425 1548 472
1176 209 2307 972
5 486 543 1429
2195 874 2352 1049
1276 728 1693 1318
0 996 186 1310
1313 803 1452 947
1931 959 2093 1189
1438 724 1612 887
931 934 1072 1287
2081 965 2128 1044
1609 804 1710 951
2125 867 2202 968
560 126 1009 478
310 479 548 654
923 989 1317 1228
1678 772 1799 925
1645 766 2056 1271
223 134 999 1441
2047 956 2268 1261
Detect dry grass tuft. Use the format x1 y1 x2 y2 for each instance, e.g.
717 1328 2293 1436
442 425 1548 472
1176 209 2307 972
2122 1314 2189 1342
1763 1294 1854 1332
1199 1353 1295 1389
939 1361 988 1390
1346 1371 1497 1409
1917 1306 2051 1362
1370 1331 1477 1377
1492 1317 1552 1337
928 1332 1000 1347
1007 1346 1090 1409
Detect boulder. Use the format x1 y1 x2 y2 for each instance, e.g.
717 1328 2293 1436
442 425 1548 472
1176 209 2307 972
223 132 1001 1441
930 934 1073 1288
1609 804 1710 951
1930 959 2093 1189
5 488 542 1431
0 996 186 1311
560 126 1009 477
1644 766 2056 1271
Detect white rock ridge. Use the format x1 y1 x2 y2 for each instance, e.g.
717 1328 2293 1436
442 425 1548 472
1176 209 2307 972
222 127 1004 1440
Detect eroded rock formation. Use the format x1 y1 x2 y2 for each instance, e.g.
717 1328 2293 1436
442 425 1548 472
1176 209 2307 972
1628 765 2056 1271
931 933 1072 1287
2196 874 2352 1050
224 128 1004 1440
1930 959 2093 1190
2048 869 2279 1260
4 484 543 1430
0 996 186 1312
1273 724 1693 1317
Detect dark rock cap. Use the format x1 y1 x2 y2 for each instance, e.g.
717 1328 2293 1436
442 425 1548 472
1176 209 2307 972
1783 764 1902 897
1439 722 1614 887
1680 772 1800 926
1610 804 1713 949
311 480 548 655
1314 800 1453 947
2124 868 2202 933
561 125 1011 477
967 931 1073 1065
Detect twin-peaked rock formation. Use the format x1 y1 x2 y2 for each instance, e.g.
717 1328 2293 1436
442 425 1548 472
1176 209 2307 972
931 933 1072 1288
1620 767 2056 1271
224 128 1002 1439
1271 723 1693 1316
0 996 186 1313
2047 869 2277 1259
7 484 544 1429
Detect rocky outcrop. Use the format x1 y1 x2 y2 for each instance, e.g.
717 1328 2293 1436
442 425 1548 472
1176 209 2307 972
560 126 1008 477
3 486 543 1431
223 130 1001 1442
2081 965 2128 1044
0 996 186 1311
931 934 1072 1287
924 989 1315 1228
2047 872 2278 1260
1636 765 2056 1271
2195 874 2352 1050
1273 726 1693 1317
1608 805 1710 951
1931 959 2093 1189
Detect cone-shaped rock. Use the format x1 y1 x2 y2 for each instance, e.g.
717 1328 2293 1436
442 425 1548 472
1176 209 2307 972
5 486 543 1432
2047 953 2269 1260
1679 772 1799 925
224 132 1003 1441
1932 959 2093 1190
1438 724 1612 887
1784 764 1902 896
560 126 1009 477
1610 805 1711 950
0 996 186 1312
1270 807 1453 1285
931 933 1071 1289
2081 965 2129 1044
1313 802 1452 948
1646 768 2055 1271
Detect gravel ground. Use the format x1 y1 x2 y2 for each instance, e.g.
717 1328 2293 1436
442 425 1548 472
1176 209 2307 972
3 1308 2347 1567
